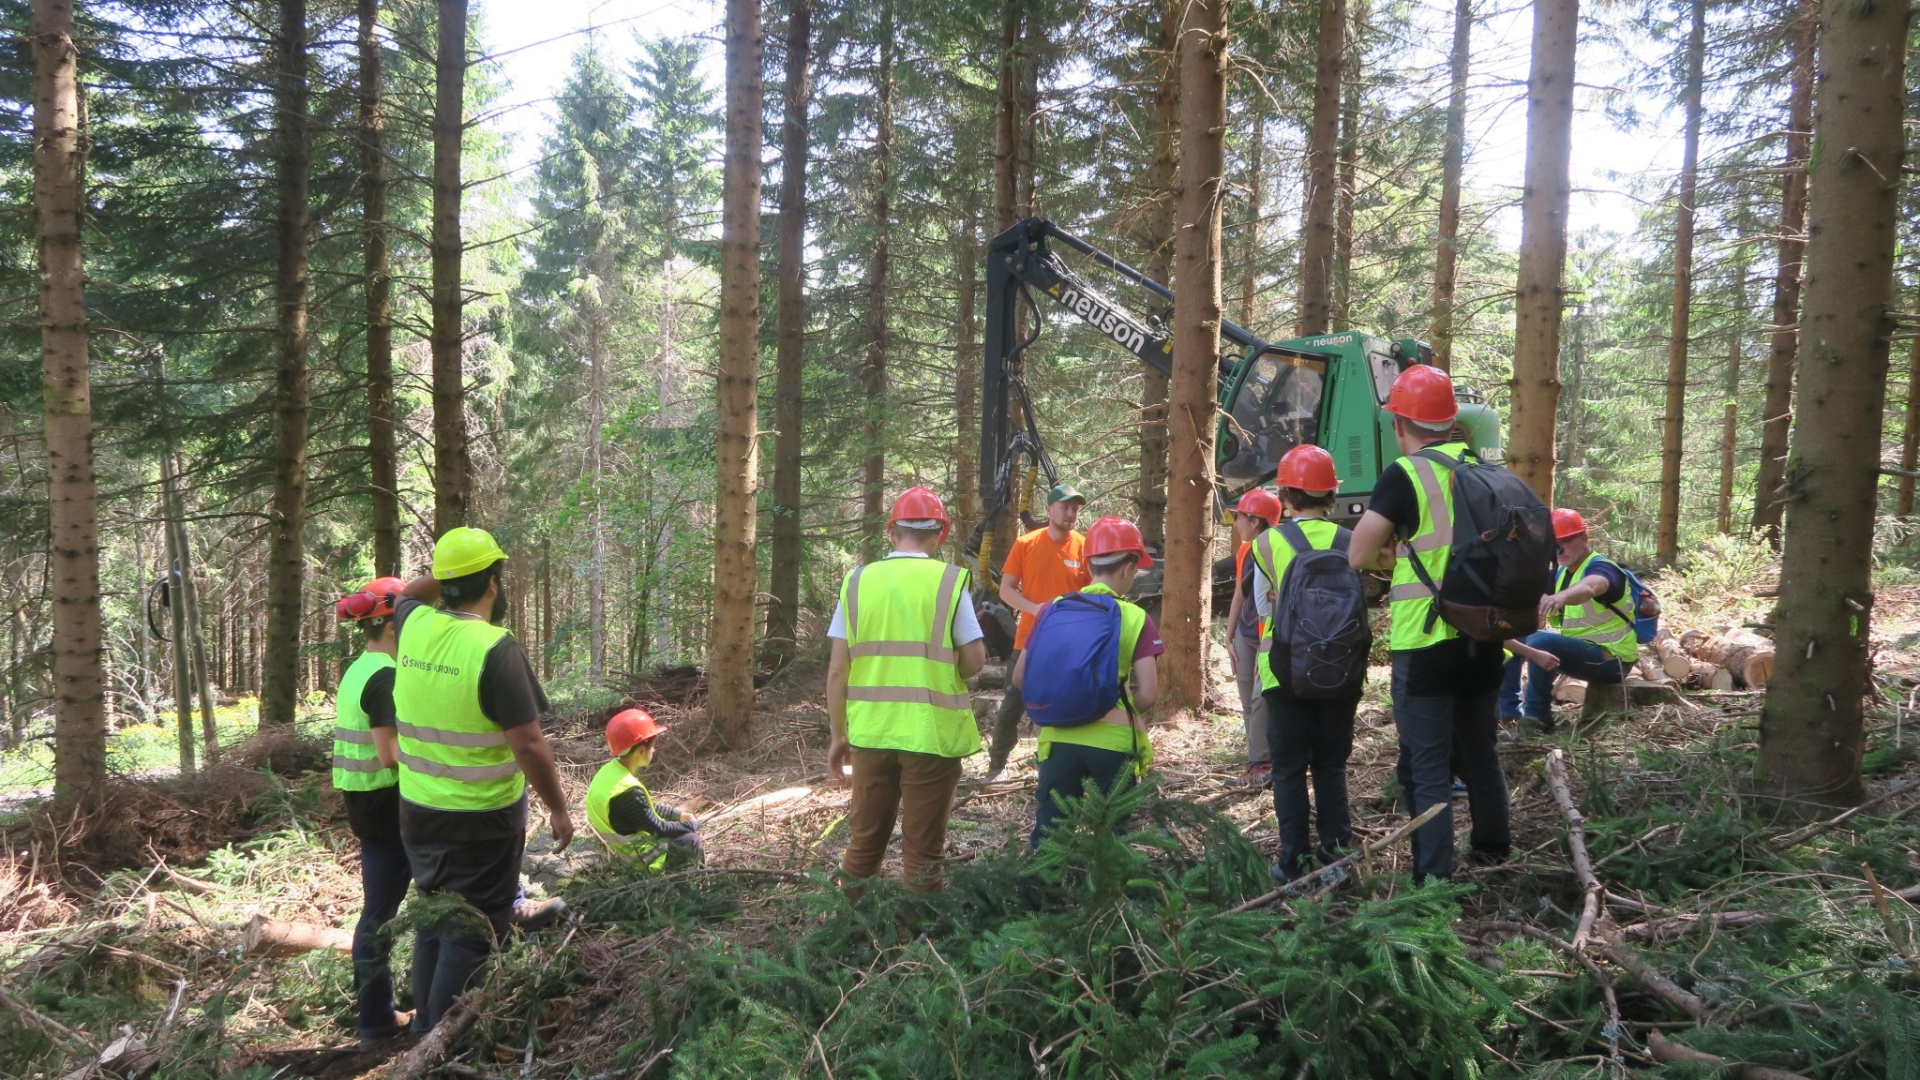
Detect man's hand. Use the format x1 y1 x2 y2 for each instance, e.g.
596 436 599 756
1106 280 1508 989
1539 592 1568 620
549 808 575 853
1227 646 1240 676
827 737 853 786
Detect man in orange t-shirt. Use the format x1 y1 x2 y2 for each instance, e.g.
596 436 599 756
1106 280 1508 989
984 481 1091 781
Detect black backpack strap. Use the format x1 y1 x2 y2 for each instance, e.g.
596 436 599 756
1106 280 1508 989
1331 526 1352 553
1277 519 1310 556
1584 557 1637 630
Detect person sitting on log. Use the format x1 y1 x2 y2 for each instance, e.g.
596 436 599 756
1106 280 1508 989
585 708 703 871
1499 509 1639 732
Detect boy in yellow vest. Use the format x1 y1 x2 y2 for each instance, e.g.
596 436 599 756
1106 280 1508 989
827 487 986 893
331 578 412 1047
585 708 702 870
1013 515 1163 847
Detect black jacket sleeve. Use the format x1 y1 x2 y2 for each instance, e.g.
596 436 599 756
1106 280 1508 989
605 787 697 839
360 667 398 728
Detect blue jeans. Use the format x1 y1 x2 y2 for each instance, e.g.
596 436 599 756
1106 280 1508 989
1500 632 1625 722
1392 653 1508 883
353 840 413 1035
1031 741 1134 849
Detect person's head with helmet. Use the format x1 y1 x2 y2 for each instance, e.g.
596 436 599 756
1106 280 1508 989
605 706 668 774
1084 515 1154 593
1232 487 1282 544
336 576 409 653
431 527 511 624
888 486 953 553
1551 508 1593 568
1382 365 1459 457
1274 445 1341 518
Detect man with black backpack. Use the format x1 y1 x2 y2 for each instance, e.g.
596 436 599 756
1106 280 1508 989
1499 509 1650 731
1011 516 1164 847
1249 446 1377 883
1348 365 1554 883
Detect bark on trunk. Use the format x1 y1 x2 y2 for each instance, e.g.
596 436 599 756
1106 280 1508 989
1297 0 1343 337
360 0 400 575
1752 2 1814 543
993 0 1020 235
162 473 194 774
260 0 311 728
709 0 763 749
1016 9 1040 220
954 189 981 530
1718 329 1741 534
587 279 606 683
1655 0 1705 568
1239 107 1263 329
1897 284 1920 519
1430 0 1472 372
1137 0 1178 554
1331 0 1365 333
860 2 895 566
1759 0 1908 807
430 0 469 536
766 0 812 667
1163 0 1230 712
31 0 106 800
1506 0 1579 502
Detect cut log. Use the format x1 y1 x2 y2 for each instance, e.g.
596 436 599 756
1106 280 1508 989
1688 660 1735 691
1653 634 1692 681
1634 656 1676 685
241 915 352 958
1678 629 1774 688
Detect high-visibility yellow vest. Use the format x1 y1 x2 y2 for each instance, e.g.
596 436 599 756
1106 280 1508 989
393 609 525 812
1553 553 1638 663
841 557 980 758
1035 582 1153 772
332 650 398 791
1249 518 1343 692
585 759 669 871
1384 442 1469 652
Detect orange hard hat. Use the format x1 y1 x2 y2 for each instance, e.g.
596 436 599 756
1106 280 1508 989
889 485 952 546
607 707 667 756
1383 364 1459 426
1275 445 1340 493
1085 515 1154 570
1552 508 1589 540
1234 488 1283 526
336 576 408 622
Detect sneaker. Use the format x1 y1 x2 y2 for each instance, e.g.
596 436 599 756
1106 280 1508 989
1452 779 1469 797
1269 861 1296 884
358 1010 414 1050
1236 763 1273 789
510 896 567 931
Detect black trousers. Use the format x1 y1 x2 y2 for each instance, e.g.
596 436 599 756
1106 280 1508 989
1391 652 1509 883
403 810 524 1031
1263 687 1357 879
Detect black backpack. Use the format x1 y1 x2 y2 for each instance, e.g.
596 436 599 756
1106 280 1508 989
1403 448 1554 642
1266 521 1372 699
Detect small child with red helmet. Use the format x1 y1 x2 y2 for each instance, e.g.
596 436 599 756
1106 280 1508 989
585 707 702 871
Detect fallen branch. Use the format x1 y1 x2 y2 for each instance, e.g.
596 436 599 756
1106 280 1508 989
240 915 353 958
0 983 94 1056
1769 778 1920 851
1217 801 1447 916
1482 920 1621 1060
1615 911 1767 942
1544 749 1603 949
1646 1030 1812 1080
1600 941 1709 1022
387 987 485 1080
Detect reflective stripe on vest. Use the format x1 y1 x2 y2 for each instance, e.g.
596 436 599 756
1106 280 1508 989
1249 519 1343 692
1387 444 1467 651
842 558 981 759
393 609 526 812
585 759 668 868
332 650 398 791
1554 554 1637 662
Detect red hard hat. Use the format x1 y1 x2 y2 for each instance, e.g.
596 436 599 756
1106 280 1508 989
1552 508 1588 540
889 486 952 546
1275 445 1340 493
606 707 668 756
336 576 407 622
1085 515 1154 570
1234 488 1283 526
1383 365 1459 426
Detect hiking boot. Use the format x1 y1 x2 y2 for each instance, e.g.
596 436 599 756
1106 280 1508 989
1236 763 1273 789
981 761 1006 784
510 896 567 931
358 1010 413 1051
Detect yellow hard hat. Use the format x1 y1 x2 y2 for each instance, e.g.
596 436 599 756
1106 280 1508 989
431 527 508 580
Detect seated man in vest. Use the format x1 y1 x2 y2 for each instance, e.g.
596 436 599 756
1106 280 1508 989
586 707 702 871
1500 509 1638 731
827 487 987 893
392 528 576 1032
331 577 413 1047
1014 515 1163 847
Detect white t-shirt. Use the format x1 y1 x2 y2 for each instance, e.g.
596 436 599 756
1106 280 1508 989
827 552 985 645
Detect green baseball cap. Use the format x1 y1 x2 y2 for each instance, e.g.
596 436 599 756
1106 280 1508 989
1047 481 1086 506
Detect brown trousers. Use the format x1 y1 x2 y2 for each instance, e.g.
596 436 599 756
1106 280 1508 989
841 747 964 892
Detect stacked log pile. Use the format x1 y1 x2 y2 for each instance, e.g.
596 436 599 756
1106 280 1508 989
1647 627 1773 691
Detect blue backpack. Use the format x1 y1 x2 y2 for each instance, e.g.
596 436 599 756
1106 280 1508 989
1022 592 1127 728
1592 559 1659 644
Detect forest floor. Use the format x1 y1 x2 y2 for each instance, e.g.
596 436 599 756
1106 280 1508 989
4 540 1919 1078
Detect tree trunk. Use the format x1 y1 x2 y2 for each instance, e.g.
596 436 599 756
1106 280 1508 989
1331 0 1365 333
1163 0 1229 712
1137 0 1179 554
360 0 400 575
1759 0 1909 808
1562 301 1587 478
31 0 106 800
993 0 1019 235
709 0 763 749
860 1 895 566
1896 284 1920 518
1752 1 1814 543
954 188 981 530
1654 0 1705 568
430 0 468 536
1239 106 1263 329
1430 0 1472 372
162 453 218 761
1297 0 1342 337
766 0 812 667
260 0 310 728
1718 329 1741 534
161 466 194 775
1506 0 1578 503
1015 7 1040 220
587 284 606 683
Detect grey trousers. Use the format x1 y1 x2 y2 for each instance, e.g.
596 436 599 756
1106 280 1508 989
1231 632 1270 766
1390 653 1510 883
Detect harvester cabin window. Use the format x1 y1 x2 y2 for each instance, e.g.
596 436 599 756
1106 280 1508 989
1225 350 1325 480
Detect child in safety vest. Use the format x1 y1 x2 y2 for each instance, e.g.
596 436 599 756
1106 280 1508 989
1013 515 1165 848
585 708 702 871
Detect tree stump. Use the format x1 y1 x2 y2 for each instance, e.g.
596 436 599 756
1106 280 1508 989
1579 679 1684 726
